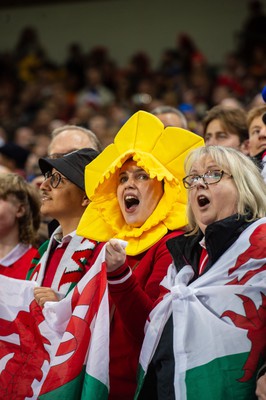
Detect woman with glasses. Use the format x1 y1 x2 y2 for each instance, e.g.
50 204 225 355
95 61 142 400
136 146 266 400
26 148 101 306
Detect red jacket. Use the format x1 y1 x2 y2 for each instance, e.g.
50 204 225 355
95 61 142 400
107 230 183 399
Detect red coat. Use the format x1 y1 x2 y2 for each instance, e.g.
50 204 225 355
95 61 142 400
107 230 183 399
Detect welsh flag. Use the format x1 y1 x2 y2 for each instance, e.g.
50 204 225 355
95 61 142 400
135 219 266 399
0 244 109 399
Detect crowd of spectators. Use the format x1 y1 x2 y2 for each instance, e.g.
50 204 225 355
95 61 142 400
0 1 266 181
0 4 266 396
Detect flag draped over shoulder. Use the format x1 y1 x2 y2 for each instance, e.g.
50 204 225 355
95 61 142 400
136 219 266 400
0 245 110 400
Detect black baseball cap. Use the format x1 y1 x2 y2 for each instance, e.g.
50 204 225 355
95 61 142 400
39 148 99 191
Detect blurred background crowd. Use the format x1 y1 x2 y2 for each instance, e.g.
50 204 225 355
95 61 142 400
0 0 266 181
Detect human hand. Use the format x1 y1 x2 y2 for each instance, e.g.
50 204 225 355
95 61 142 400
256 373 266 400
34 287 59 307
105 239 127 272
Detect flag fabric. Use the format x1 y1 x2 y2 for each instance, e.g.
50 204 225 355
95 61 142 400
27 232 99 298
0 244 110 400
135 218 266 400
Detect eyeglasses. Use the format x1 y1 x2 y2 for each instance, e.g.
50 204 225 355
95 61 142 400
44 171 69 188
183 170 232 189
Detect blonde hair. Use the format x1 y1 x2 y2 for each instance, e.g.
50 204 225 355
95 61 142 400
184 146 266 233
0 173 41 245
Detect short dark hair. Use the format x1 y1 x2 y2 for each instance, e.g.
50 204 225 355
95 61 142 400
202 106 248 143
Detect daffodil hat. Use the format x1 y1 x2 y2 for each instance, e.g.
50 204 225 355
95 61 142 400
77 111 204 255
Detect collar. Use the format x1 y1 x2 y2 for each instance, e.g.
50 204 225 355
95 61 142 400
204 214 252 260
167 214 254 274
52 227 75 248
199 237 206 249
0 243 32 267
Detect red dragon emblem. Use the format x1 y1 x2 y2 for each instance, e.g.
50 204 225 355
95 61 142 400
222 293 266 382
0 300 50 399
222 224 266 382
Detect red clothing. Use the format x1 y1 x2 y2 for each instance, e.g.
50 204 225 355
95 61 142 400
107 230 183 400
42 240 69 287
0 247 38 279
27 229 104 297
198 247 208 275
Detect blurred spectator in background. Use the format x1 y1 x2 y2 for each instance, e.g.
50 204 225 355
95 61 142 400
64 42 85 93
151 105 188 128
0 127 7 146
76 66 115 109
14 26 46 64
238 0 266 68
13 125 35 150
202 105 249 154
247 104 266 181
0 143 30 178
0 173 40 279
25 133 51 182
0 18 265 173
48 124 102 156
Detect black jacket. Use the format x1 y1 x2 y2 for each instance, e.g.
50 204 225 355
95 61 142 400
138 214 254 400
251 150 265 172
167 213 252 280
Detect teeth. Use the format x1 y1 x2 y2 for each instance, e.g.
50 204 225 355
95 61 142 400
124 194 139 209
198 195 209 207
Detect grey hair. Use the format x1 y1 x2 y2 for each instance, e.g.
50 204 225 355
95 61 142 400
151 106 188 129
184 146 266 233
50 125 102 152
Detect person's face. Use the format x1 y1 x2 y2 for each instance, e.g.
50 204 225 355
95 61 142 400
49 130 95 156
204 119 241 149
188 155 238 233
117 160 163 227
248 115 266 156
0 195 24 239
40 168 86 222
14 127 34 148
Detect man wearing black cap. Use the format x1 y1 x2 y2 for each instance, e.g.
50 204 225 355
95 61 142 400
27 148 103 306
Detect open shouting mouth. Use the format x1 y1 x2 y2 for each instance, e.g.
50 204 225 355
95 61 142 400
197 195 210 207
124 195 140 212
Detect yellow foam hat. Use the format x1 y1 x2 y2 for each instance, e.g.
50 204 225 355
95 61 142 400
77 111 204 255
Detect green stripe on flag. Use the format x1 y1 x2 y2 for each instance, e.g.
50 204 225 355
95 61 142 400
81 373 108 399
134 364 145 399
39 368 85 399
186 352 257 400
39 370 108 400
